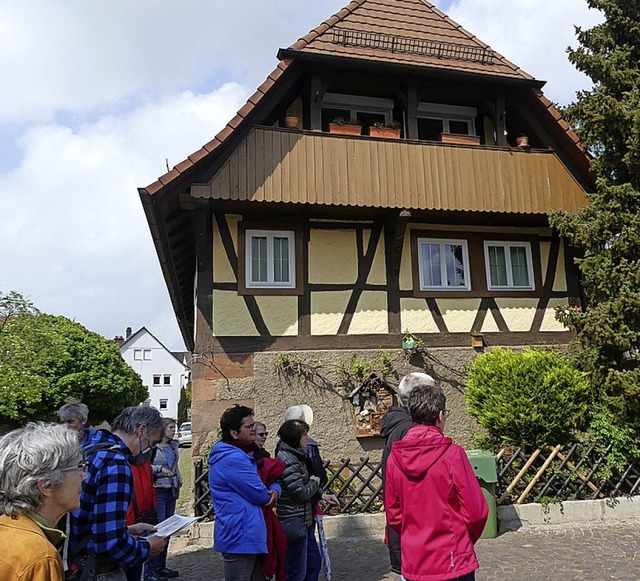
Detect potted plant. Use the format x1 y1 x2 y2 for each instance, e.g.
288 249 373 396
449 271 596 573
369 121 402 139
329 117 362 136
284 115 300 129
516 134 530 148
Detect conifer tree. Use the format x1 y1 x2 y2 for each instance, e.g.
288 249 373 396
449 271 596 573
550 1 640 422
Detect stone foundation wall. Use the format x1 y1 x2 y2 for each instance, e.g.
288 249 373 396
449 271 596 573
190 346 492 461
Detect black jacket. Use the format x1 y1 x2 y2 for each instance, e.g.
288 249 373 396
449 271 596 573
276 443 320 526
380 406 414 484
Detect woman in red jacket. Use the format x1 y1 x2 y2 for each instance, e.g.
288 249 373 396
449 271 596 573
385 384 488 581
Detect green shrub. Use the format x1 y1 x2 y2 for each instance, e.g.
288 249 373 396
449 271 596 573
466 348 590 450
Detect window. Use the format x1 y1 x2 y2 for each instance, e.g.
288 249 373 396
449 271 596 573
245 229 295 288
159 399 168 411
417 103 477 140
321 93 394 134
153 375 161 387
163 374 172 386
484 241 534 290
417 238 470 291
143 349 152 360
135 349 152 361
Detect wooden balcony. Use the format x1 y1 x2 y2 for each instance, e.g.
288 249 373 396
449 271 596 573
191 126 588 215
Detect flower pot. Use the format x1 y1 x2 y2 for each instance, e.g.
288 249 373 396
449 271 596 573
329 123 362 136
439 133 480 145
516 135 530 148
284 116 300 129
369 127 401 139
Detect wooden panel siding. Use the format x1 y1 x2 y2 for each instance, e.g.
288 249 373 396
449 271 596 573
192 127 588 215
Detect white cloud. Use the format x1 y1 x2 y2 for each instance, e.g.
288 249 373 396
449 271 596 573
0 84 247 348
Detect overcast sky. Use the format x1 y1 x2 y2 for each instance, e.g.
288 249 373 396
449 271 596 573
0 0 602 351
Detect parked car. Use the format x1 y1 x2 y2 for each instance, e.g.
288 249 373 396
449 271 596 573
178 422 192 447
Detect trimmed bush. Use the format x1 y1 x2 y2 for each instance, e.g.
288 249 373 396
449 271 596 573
466 348 590 450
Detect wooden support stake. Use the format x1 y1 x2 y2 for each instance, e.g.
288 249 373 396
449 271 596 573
516 445 562 505
498 448 541 504
496 448 507 461
555 449 603 497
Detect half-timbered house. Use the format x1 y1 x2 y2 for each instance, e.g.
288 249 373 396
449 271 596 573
139 0 592 459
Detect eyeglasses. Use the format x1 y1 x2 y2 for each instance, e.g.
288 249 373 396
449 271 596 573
61 460 90 474
256 432 268 437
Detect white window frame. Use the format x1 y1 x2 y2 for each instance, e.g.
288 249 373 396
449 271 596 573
163 374 172 387
484 241 535 290
323 92 394 124
245 229 295 288
153 374 161 387
159 399 168 411
133 349 143 361
417 238 471 291
417 103 477 135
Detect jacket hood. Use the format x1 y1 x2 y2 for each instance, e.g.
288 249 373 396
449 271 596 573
391 424 452 479
380 406 412 439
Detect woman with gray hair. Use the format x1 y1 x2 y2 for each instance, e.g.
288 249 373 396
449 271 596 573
0 422 85 581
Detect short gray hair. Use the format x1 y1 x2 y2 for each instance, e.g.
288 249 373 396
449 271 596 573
111 406 164 435
397 372 436 405
58 402 89 423
0 422 82 517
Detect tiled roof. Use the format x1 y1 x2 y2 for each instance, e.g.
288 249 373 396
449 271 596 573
287 0 534 80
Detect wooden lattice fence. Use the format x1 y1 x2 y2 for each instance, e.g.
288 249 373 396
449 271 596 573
192 446 640 519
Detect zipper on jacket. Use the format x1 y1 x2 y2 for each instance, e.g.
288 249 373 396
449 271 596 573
450 551 455 568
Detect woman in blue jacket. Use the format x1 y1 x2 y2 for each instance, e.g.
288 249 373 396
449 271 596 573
208 405 281 581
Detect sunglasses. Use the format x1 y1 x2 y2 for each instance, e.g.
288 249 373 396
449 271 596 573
256 432 268 437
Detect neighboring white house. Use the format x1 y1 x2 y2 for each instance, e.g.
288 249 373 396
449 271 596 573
118 327 190 419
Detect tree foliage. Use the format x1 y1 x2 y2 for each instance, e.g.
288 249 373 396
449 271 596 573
550 1 640 422
0 290 147 427
177 380 191 427
466 348 590 450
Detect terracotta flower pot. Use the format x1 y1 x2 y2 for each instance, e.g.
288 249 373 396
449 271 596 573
329 123 362 136
369 127 401 139
284 116 299 129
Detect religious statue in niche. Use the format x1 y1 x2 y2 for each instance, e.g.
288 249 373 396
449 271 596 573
349 374 395 437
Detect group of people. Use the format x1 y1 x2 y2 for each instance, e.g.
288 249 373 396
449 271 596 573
0 403 182 581
208 404 338 581
0 374 488 581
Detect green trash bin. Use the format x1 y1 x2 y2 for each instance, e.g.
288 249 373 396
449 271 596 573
466 450 498 539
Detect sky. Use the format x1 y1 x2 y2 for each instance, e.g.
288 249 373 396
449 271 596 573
0 0 603 351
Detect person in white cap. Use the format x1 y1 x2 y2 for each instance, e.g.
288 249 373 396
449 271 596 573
278 405 338 581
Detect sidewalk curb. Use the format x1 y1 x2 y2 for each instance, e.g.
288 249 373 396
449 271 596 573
498 494 640 530
175 496 640 551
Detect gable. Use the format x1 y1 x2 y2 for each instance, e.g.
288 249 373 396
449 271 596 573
285 0 535 81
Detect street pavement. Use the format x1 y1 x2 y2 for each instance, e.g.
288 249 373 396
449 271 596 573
167 520 640 580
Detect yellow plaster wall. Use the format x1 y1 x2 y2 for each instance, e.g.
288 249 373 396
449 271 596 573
437 299 481 332
494 298 538 331
255 296 298 336
213 290 258 336
309 230 357 284
349 291 389 334
481 310 500 333
553 242 567 292
363 230 387 285
540 298 569 331
212 215 240 283
399 232 413 291
311 291 352 335
540 242 550 285
400 298 440 333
